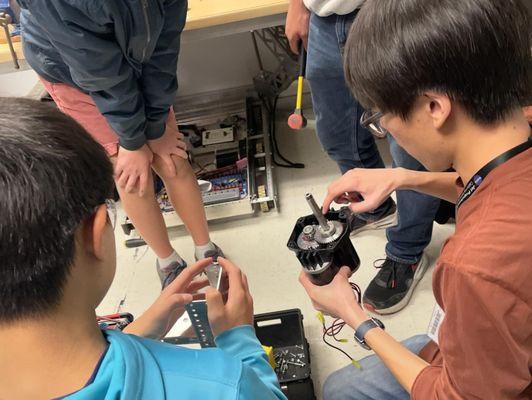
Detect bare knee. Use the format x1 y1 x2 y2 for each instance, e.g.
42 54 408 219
153 154 193 181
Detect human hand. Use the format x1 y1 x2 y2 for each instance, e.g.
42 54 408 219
123 259 211 340
147 118 188 178
285 0 310 54
322 168 403 214
205 257 254 336
299 267 367 329
115 144 153 196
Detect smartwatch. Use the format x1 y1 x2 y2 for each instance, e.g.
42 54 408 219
354 318 385 350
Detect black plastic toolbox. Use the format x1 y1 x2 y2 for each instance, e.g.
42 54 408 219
254 309 316 400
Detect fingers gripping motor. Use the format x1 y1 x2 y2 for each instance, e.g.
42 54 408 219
287 193 360 285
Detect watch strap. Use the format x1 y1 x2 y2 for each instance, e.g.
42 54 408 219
354 318 384 350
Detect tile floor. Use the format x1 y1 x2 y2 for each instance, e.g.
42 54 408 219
96 107 455 398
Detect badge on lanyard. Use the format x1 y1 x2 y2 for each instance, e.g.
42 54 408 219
427 302 445 344
456 138 532 210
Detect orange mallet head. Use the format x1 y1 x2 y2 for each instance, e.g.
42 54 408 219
288 47 308 130
288 109 307 130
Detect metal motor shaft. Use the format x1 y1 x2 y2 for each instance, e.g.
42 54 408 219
305 193 330 232
287 193 360 285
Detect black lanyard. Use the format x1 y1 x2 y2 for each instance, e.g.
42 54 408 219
456 138 532 210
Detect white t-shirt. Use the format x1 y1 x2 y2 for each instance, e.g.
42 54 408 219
303 0 365 16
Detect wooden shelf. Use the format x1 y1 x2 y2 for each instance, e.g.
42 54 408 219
185 0 288 31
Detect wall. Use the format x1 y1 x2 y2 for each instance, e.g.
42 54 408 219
177 30 281 97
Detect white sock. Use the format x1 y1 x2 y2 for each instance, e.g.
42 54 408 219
195 241 216 260
158 250 184 271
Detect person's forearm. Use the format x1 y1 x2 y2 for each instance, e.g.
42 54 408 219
364 328 428 393
395 168 460 204
122 319 157 339
289 0 306 7
343 311 428 393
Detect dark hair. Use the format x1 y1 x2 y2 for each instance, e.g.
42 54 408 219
344 0 531 123
0 98 113 322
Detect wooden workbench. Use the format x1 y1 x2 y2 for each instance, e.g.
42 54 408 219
183 0 289 43
185 0 289 31
1 0 290 66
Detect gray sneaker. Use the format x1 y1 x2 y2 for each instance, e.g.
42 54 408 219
195 243 225 287
156 259 188 289
194 243 225 262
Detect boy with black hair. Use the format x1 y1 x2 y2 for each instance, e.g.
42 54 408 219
299 0 532 398
0 98 286 400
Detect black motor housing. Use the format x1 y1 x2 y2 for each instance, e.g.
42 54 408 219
287 209 360 286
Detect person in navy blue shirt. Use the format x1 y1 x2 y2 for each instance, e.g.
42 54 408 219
18 0 224 289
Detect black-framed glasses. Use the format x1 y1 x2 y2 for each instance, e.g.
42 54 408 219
360 110 388 139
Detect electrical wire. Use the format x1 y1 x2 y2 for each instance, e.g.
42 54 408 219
192 160 216 176
262 95 305 169
320 282 362 365
271 96 305 168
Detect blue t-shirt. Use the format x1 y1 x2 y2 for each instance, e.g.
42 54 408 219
60 326 286 400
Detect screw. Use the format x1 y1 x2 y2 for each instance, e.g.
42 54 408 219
287 361 305 367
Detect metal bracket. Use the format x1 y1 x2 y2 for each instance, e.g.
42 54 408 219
183 262 222 348
185 300 216 348
253 26 297 64
251 26 299 99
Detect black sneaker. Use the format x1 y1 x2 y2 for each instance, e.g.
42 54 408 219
363 253 430 315
348 200 397 235
156 259 188 289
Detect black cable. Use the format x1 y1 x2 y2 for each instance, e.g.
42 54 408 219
272 96 305 168
265 95 305 169
261 96 293 168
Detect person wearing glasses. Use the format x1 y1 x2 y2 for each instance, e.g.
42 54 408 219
285 0 441 316
299 0 532 398
0 98 287 400
18 0 223 289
